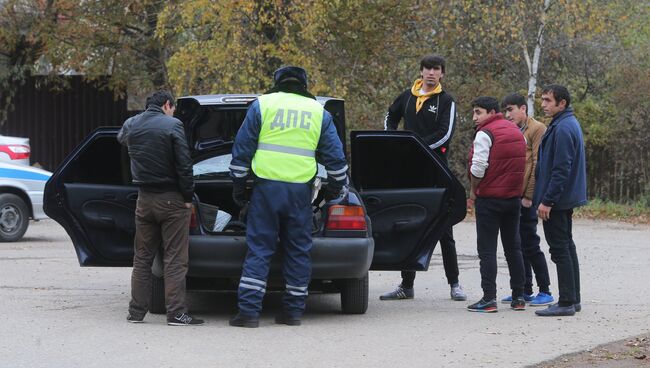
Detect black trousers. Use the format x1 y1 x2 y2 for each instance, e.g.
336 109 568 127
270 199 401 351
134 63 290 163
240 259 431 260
520 204 551 294
400 226 459 288
475 197 525 300
542 209 581 304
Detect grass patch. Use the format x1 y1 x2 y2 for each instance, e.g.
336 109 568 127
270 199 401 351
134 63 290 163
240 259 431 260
574 198 650 224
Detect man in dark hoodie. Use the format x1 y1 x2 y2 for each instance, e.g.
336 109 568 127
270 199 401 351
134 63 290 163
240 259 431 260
381 54 466 302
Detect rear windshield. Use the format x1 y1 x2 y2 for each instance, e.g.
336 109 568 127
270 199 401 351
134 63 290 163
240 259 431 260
175 99 248 145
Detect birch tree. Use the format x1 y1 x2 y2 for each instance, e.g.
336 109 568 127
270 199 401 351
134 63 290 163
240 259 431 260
436 0 611 116
523 0 551 116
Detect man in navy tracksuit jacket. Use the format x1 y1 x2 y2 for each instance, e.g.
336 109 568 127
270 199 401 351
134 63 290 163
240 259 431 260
534 84 587 317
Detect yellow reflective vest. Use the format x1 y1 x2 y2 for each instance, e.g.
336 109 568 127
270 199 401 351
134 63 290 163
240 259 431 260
252 92 323 183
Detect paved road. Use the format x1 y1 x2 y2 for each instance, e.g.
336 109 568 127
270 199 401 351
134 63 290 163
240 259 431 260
1 219 649 367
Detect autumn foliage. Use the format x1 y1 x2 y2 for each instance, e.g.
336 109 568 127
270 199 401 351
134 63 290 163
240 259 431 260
1 0 648 202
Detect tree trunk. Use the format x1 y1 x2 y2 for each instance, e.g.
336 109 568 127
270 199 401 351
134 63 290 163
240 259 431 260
524 0 551 117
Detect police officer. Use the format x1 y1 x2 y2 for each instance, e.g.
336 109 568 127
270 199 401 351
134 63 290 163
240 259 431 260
228 66 348 328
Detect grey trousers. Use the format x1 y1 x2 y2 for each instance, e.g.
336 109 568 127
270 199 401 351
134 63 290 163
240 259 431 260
128 190 191 319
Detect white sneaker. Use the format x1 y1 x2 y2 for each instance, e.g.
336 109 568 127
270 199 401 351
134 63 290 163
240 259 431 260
450 283 467 301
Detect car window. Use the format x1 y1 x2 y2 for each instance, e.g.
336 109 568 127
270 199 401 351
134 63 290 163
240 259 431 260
193 154 232 179
352 135 450 190
192 154 326 180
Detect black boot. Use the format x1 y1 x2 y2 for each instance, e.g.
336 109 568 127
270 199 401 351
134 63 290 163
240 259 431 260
229 312 259 328
275 313 301 326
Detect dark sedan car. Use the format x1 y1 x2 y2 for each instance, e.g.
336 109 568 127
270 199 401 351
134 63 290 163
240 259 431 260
44 94 466 315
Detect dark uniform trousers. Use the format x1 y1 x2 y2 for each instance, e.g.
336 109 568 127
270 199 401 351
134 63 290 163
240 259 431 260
129 190 190 319
238 179 313 318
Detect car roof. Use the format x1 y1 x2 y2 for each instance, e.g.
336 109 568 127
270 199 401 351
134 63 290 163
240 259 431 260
179 94 343 106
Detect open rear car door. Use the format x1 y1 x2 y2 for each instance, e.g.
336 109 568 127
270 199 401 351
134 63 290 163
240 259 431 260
351 130 466 271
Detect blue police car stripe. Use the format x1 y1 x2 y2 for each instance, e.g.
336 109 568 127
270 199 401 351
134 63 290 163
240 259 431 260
0 168 49 181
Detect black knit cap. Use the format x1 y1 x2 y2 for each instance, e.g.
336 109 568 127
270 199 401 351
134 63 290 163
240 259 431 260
273 66 308 87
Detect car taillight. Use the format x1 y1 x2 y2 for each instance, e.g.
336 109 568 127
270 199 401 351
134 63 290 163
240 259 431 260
326 205 367 231
0 144 30 160
189 205 198 229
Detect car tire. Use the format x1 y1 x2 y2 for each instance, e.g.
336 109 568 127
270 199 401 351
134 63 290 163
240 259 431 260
0 193 29 242
340 272 369 314
149 275 166 314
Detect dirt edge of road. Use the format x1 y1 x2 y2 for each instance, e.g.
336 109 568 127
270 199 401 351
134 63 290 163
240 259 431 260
532 333 650 367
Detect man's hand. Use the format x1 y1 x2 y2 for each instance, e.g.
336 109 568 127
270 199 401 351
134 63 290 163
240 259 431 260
322 185 343 201
466 191 476 210
232 183 248 208
537 203 552 221
521 198 532 208
466 198 475 210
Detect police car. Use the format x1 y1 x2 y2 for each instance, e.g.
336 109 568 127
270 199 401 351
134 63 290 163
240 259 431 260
0 161 51 241
44 95 466 314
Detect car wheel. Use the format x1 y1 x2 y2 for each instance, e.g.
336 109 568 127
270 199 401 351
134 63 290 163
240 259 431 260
340 272 369 314
149 275 166 314
0 193 29 242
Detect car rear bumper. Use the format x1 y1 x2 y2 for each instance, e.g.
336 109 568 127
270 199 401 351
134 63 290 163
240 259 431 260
186 235 374 280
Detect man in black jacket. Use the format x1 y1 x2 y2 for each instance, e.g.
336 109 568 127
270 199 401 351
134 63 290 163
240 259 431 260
118 91 203 326
381 55 466 302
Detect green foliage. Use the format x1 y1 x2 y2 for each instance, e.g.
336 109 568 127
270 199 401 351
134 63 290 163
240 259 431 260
572 98 615 147
0 0 58 125
575 199 650 223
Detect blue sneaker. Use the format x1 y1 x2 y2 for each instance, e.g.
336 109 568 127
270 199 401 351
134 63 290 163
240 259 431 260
529 292 554 306
501 293 533 304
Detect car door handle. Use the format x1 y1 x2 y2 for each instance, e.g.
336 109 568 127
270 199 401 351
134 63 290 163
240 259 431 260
85 215 115 229
126 193 138 201
392 219 423 232
365 196 381 206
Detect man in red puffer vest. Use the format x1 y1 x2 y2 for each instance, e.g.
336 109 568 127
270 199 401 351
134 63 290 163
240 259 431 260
466 96 527 313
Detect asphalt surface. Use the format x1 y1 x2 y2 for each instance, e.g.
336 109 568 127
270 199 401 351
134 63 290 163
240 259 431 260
1 219 649 368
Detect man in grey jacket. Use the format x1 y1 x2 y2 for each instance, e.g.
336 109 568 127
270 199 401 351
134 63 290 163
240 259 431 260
118 91 203 326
